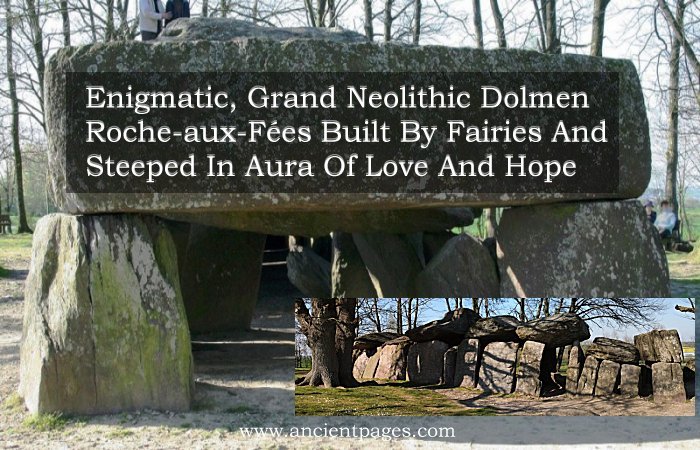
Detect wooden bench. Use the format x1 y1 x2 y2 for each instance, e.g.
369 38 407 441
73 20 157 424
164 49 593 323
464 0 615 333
0 215 11 234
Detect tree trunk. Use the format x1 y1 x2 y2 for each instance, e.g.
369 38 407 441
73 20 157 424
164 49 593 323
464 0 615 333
335 299 358 387
472 0 484 48
590 0 609 56
484 208 497 237
384 0 393 42
490 0 506 48
664 0 684 213
60 0 71 46
202 0 209 17
24 0 46 129
542 0 560 53
295 299 340 387
5 0 31 234
412 0 421 44
363 0 373 40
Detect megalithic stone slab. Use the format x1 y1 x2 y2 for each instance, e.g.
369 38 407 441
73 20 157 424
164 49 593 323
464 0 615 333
651 362 686 403
594 360 621 397
478 342 521 394
47 19 649 220
634 330 684 363
619 364 642 397
180 224 265 334
19 214 193 414
442 346 458 387
353 352 370 380
566 343 584 395
515 312 590 347
286 246 332 297
497 201 670 296
331 231 376 297
374 342 410 381
407 341 450 385
516 341 556 397
586 337 640 364
362 351 382 380
352 232 423 297
577 356 601 396
454 339 482 388
415 234 500 297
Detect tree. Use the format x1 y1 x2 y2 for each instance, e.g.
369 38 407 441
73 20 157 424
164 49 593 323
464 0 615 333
295 298 358 387
590 0 610 56
4 0 31 233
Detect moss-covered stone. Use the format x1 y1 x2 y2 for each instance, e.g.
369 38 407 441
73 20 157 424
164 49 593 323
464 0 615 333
19 213 193 415
496 200 670 296
46 18 650 221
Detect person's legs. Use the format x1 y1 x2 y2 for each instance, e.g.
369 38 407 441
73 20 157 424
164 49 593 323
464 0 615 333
141 31 158 41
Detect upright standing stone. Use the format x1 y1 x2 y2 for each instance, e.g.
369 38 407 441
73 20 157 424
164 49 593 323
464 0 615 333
287 245 332 297
19 214 193 414
478 342 521 394
353 233 423 296
577 356 601 396
407 341 449 385
362 351 382 380
180 224 266 333
454 339 481 388
594 360 621 396
634 330 684 363
651 362 686 403
331 232 376 297
497 201 670 296
442 346 458 387
414 234 500 297
353 352 370 380
516 341 556 397
566 343 584 395
619 364 642 397
374 342 410 381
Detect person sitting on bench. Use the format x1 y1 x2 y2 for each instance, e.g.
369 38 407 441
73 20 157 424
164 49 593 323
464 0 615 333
644 200 656 224
655 200 677 238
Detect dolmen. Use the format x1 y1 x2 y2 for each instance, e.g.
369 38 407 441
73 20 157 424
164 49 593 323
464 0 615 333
24 16 670 415
353 312 695 404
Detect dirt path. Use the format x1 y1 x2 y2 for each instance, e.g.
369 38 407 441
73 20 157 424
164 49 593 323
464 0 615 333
436 387 695 416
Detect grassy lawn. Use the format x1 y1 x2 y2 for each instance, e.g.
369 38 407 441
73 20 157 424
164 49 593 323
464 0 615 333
0 232 33 276
295 384 497 416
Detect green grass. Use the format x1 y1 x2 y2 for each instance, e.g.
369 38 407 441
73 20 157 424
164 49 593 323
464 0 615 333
22 413 68 432
2 393 24 412
295 384 498 416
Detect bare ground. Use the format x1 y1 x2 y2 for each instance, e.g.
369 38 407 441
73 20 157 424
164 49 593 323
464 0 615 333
437 387 695 416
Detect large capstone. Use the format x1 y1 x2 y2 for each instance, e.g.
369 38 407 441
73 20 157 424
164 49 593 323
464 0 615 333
497 201 670 296
47 19 650 223
515 313 590 347
405 308 481 346
415 234 500 297
468 315 521 342
179 224 265 333
354 332 402 351
634 330 684 364
586 337 640 365
19 214 193 414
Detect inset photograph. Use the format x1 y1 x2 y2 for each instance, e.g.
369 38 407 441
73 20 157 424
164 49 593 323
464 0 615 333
295 298 696 416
